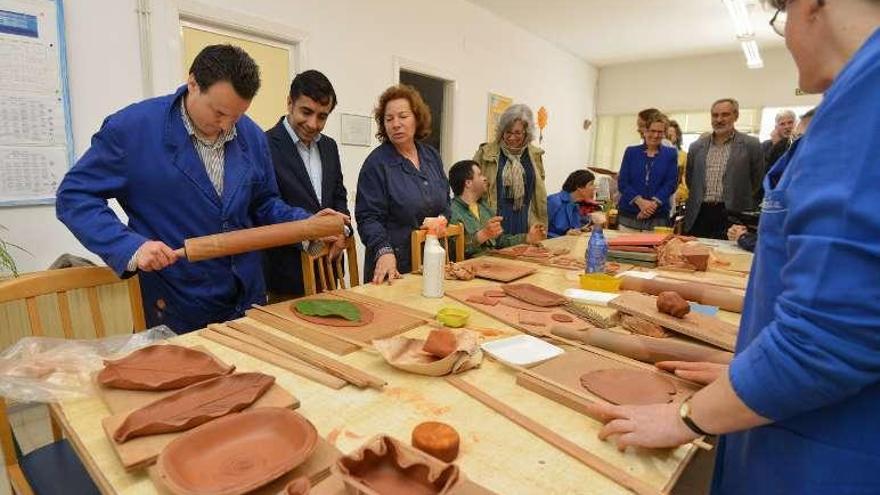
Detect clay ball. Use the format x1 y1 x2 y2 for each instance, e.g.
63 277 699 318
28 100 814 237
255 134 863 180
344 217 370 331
412 421 460 462
657 291 690 318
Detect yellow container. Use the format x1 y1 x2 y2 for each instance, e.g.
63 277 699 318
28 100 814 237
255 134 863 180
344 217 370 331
653 226 673 234
579 273 622 293
436 307 470 328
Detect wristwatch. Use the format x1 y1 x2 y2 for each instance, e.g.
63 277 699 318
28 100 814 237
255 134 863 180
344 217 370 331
679 398 710 436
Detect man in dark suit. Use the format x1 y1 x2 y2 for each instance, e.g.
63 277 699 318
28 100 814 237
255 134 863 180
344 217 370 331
263 70 352 300
684 98 764 239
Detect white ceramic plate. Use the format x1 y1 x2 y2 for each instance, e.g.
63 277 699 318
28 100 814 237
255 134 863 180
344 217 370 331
480 335 564 367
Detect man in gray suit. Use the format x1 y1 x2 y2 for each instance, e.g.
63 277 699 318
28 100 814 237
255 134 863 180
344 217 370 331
684 98 764 239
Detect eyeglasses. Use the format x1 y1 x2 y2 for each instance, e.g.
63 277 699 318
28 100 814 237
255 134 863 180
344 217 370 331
769 6 786 37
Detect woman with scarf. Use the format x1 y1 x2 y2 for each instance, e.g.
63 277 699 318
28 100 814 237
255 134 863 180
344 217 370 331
473 104 548 236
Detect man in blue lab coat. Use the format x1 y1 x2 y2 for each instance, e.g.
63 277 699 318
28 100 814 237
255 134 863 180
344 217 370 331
56 45 344 333
593 1 880 493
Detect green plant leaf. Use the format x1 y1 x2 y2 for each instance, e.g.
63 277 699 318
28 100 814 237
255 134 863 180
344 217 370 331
294 299 361 321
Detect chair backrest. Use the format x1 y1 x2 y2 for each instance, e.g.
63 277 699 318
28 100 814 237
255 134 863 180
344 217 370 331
0 266 146 349
300 236 360 295
410 223 466 273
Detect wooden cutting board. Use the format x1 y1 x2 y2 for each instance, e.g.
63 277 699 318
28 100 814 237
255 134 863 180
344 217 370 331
516 348 699 420
249 293 426 355
460 258 537 283
447 286 590 335
148 434 341 494
608 292 738 351
308 470 498 495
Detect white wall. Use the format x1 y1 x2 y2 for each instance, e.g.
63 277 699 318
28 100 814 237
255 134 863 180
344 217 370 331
1 0 598 274
597 46 821 115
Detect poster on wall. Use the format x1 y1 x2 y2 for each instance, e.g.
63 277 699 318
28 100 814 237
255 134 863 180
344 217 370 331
486 92 513 143
0 0 73 206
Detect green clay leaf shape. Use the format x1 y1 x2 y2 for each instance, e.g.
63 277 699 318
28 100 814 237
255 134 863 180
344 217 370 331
294 299 361 321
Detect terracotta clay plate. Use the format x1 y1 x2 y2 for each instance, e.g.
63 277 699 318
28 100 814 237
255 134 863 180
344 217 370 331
98 345 234 391
157 408 318 495
579 369 677 405
290 300 375 328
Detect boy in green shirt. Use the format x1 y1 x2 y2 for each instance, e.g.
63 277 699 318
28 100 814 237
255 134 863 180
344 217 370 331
448 160 545 258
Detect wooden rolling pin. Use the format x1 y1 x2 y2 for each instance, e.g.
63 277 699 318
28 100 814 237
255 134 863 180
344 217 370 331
619 276 744 313
551 326 734 365
173 215 343 262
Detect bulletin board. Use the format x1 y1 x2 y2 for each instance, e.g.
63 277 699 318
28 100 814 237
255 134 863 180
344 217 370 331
0 0 73 206
181 23 294 131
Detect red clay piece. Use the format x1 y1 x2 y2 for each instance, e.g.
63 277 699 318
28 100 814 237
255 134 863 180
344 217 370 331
580 369 677 405
412 421 461 463
157 407 318 495
423 329 458 359
98 345 233 391
114 372 274 443
502 283 567 307
551 313 574 323
283 476 311 495
465 295 499 306
483 289 506 298
657 291 691 318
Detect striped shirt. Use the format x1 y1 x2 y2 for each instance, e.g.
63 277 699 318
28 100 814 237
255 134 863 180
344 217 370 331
703 133 733 202
179 96 236 196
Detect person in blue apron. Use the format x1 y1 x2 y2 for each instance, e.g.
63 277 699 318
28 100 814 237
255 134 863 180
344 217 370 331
591 2 880 493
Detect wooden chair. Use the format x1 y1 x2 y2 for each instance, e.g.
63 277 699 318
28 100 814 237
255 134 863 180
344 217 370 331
300 236 360 295
0 266 146 494
410 223 465 273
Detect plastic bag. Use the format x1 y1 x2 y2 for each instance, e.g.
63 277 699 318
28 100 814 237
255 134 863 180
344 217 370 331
0 325 176 403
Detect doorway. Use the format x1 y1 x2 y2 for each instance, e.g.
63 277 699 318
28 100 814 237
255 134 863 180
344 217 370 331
399 69 454 164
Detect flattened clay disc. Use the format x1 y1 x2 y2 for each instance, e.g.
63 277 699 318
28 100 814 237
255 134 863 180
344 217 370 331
291 300 374 327
484 289 506 298
580 369 677 405
551 313 574 323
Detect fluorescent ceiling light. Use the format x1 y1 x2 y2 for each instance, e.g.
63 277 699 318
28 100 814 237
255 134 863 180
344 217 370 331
722 0 754 38
741 39 764 69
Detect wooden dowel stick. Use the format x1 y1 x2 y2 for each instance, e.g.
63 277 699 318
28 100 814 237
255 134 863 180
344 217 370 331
446 376 661 495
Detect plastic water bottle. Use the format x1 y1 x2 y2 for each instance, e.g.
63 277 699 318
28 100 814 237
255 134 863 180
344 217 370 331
422 234 445 297
586 225 608 273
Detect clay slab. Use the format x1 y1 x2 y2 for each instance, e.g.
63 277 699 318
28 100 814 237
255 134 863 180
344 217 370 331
579 369 677 405
98 345 234 391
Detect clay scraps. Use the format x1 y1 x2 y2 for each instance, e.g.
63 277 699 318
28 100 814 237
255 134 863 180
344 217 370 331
445 262 476 281
620 314 671 338
113 372 274 443
373 330 482 377
579 368 677 405
97 345 234 391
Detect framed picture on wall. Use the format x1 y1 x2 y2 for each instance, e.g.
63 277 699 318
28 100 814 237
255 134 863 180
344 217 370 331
487 92 513 142
340 113 372 147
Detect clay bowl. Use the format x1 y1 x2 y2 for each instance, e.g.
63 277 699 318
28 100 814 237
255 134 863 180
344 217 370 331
157 408 318 495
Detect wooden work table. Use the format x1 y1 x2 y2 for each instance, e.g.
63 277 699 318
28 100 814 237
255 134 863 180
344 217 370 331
51 237 749 495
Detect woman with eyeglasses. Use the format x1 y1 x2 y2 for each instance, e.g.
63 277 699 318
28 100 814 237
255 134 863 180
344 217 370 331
615 112 678 231
472 104 548 236
593 1 880 493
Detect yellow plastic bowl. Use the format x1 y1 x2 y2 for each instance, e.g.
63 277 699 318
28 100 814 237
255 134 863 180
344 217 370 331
579 273 622 293
436 307 470 328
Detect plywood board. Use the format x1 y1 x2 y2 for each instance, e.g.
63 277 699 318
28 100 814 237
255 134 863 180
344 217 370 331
460 258 537 283
609 293 738 351
447 286 590 335
101 383 299 471
517 348 699 415
257 294 425 354
309 470 498 495
148 433 341 494
246 309 359 355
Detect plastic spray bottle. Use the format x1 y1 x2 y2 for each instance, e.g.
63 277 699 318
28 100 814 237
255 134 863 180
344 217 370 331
422 216 447 298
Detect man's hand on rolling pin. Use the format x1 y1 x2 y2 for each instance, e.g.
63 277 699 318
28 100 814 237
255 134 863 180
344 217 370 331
314 208 351 223
136 241 179 272
372 253 401 285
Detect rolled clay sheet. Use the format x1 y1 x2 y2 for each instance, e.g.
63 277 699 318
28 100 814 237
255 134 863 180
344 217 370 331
373 330 483 376
179 214 344 262
619 276 744 313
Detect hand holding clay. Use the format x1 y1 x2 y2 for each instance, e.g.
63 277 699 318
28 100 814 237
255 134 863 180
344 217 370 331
655 361 728 386
136 240 180 272
657 291 691 318
526 223 547 244
595 401 699 452
373 253 401 285
727 224 748 242
477 216 504 243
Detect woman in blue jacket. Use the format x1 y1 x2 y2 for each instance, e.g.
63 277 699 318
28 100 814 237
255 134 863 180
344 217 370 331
546 170 596 237
355 85 450 284
615 113 678 231
593 2 880 494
